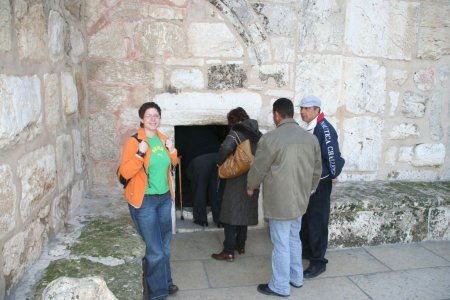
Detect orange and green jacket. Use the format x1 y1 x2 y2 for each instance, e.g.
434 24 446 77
119 127 178 208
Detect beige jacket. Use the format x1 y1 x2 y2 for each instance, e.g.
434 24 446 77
247 118 322 220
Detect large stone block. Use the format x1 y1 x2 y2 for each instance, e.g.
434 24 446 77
42 276 118 300
72 129 83 174
252 42 272 64
417 1 450 60
88 23 128 58
345 0 419 60
0 75 42 149
87 60 153 85
17 146 56 220
330 208 428 247
430 92 443 141
413 67 435 91
89 113 119 160
392 69 409 86
15 1 46 60
411 143 446 167
343 117 384 171
388 91 400 116
69 180 84 217
88 85 128 113
3 231 26 286
389 123 419 140
3 215 49 288
343 58 386 114
56 134 74 191
61 72 79 116
119 107 140 129
44 73 60 134
439 66 449 88
154 92 262 125
170 68 204 90
50 194 68 233
295 55 343 115
252 3 297 35
48 10 65 62
298 0 345 52
188 23 243 57
0 0 11 52
207 64 246 90
142 4 185 20
69 25 85 64
139 21 186 57
402 91 428 118
0 164 16 238
271 37 294 62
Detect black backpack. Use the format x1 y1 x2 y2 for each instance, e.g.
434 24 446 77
117 133 141 189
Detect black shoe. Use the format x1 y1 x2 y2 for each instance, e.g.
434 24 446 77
168 284 179 295
289 282 302 288
193 219 208 227
303 264 326 279
257 284 288 297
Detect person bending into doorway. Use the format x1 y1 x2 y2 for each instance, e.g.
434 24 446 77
178 125 223 227
212 107 262 262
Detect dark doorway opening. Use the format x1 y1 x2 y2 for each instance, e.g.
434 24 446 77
174 125 229 208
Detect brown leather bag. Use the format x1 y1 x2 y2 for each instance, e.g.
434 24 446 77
218 133 254 179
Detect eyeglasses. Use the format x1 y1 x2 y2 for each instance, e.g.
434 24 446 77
143 114 160 119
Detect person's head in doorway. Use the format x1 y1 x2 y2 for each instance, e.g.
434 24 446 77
227 107 249 127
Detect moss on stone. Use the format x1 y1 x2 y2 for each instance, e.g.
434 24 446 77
34 258 142 300
34 214 145 299
70 215 144 258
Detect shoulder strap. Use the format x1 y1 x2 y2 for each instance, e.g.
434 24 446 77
132 133 141 143
131 133 148 176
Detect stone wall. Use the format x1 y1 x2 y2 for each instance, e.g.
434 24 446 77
0 0 88 297
86 0 449 188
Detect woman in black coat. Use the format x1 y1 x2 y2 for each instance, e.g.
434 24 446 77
212 107 262 262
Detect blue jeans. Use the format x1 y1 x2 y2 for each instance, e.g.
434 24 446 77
268 217 303 296
129 192 173 300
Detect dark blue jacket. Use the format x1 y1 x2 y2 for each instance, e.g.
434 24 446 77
313 113 345 180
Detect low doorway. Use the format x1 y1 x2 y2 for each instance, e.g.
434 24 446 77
174 125 229 217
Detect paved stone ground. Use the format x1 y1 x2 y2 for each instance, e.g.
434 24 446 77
10 188 450 300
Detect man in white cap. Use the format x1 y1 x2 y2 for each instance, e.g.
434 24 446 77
298 95 345 278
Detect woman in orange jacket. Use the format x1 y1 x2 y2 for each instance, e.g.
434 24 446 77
119 102 178 300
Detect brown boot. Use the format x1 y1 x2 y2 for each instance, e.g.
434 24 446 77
211 251 234 262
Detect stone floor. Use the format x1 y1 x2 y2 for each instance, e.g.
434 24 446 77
10 189 450 300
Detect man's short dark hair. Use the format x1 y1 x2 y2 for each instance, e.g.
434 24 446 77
273 98 294 118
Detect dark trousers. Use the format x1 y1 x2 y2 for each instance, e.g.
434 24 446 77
186 153 221 223
300 179 332 266
223 223 247 255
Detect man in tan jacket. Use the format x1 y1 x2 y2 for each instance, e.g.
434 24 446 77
247 98 322 297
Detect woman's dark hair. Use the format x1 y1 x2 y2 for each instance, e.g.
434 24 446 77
227 107 249 126
272 98 294 118
138 102 161 128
